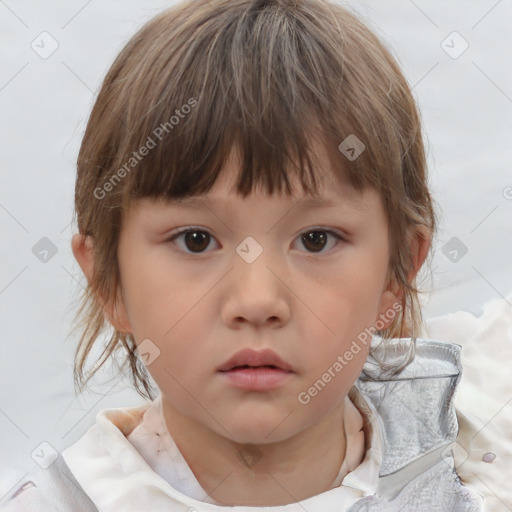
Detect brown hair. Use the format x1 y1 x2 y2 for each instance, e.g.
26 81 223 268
72 0 436 401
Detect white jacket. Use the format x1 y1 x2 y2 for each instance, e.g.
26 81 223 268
0 338 489 511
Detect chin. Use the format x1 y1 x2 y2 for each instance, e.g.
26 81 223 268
220 417 301 446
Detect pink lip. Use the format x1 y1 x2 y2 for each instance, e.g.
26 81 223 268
219 366 293 391
217 348 294 372
217 348 295 391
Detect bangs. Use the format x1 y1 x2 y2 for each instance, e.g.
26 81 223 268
87 0 392 212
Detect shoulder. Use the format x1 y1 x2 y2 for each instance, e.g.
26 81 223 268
359 337 463 382
353 338 484 510
356 337 463 472
422 299 512 509
0 454 97 512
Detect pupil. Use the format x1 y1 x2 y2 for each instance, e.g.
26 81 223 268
185 231 209 252
303 231 326 252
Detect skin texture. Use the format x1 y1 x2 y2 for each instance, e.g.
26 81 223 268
72 147 430 506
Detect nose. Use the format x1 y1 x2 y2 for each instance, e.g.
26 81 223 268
220 245 291 330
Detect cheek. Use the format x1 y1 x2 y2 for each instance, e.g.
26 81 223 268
296 259 386 375
119 259 219 393
120 253 210 340
295 343 369 421
307 265 385 336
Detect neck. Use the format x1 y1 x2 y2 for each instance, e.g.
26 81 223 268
161 399 349 506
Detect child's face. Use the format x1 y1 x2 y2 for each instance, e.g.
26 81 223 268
114 148 398 444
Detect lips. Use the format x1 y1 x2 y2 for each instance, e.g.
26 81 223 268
217 348 294 373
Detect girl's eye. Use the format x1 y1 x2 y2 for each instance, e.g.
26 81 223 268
297 229 345 253
167 227 217 254
166 227 345 254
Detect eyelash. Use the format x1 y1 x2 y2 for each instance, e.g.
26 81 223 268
165 226 347 255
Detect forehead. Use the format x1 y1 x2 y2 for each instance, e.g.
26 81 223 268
169 143 365 208
169 194 338 210
127 172 380 231
144 182 363 227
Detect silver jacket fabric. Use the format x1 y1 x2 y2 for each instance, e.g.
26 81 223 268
347 338 483 511
1 338 484 511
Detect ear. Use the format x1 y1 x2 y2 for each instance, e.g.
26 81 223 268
407 226 432 284
71 233 132 333
375 227 432 330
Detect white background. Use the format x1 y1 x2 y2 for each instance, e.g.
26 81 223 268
1 0 511 495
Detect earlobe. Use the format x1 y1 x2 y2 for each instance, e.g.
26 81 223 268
408 227 432 283
71 233 95 283
375 288 402 331
71 233 132 334
105 289 133 334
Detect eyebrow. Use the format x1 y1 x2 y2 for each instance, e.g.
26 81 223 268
166 196 339 210
294 197 338 209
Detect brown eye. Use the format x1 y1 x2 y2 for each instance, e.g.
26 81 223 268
302 231 327 252
168 228 215 253
183 231 210 252
298 229 344 254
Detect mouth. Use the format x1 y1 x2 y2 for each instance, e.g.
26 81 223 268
220 364 283 371
217 348 294 373
218 365 293 391
217 348 295 391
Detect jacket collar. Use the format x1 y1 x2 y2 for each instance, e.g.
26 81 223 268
356 337 463 477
